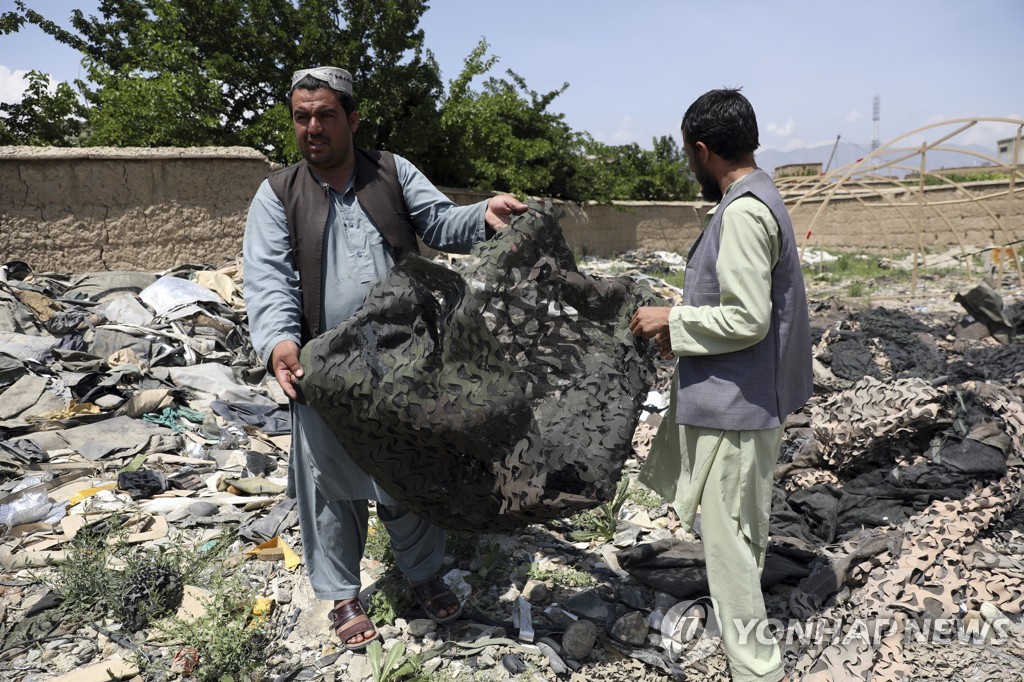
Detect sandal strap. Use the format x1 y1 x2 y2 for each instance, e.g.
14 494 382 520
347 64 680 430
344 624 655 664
329 600 376 642
412 578 460 612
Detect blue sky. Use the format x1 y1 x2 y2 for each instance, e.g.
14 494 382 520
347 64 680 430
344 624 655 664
1 0 1021 153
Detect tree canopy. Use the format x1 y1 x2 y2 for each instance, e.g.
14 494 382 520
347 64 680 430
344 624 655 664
0 0 695 202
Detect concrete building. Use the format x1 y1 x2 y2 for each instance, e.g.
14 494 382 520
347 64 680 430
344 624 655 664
997 137 1022 166
774 162 822 180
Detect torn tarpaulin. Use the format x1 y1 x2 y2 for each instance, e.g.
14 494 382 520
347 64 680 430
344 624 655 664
298 205 665 531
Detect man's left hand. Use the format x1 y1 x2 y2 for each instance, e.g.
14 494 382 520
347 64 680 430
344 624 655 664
631 307 675 359
485 195 528 230
629 306 671 339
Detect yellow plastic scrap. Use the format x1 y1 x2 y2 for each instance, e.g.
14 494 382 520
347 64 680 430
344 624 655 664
248 596 274 630
65 482 118 507
251 597 274 616
244 536 301 570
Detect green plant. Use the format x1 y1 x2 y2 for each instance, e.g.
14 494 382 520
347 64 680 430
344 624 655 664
650 269 686 290
568 477 630 542
42 519 120 622
845 280 867 298
828 252 885 279
367 566 416 625
368 639 422 682
466 542 505 586
527 563 597 588
628 483 664 509
159 569 266 682
365 514 395 564
44 527 267 681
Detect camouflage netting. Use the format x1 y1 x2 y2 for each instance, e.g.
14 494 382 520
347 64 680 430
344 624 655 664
786 381 1024 681
297 204 665 531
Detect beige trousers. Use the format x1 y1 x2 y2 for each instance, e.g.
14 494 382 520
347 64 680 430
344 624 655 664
640 379 785 682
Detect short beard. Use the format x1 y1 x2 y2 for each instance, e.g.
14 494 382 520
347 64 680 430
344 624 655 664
697 172 723 203
691 156 723 203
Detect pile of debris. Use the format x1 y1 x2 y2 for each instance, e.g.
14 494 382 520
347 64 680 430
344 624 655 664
1 251 1023 681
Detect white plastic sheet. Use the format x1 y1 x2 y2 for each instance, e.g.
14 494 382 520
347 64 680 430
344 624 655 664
139 275 225 317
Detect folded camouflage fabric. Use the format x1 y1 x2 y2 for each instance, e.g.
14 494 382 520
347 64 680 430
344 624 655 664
298 204 664 531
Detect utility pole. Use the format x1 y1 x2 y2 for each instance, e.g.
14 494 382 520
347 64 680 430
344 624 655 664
872 95 880 153
825 134 841 173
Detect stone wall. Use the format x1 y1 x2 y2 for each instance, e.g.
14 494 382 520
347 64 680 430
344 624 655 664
2 146 1021 273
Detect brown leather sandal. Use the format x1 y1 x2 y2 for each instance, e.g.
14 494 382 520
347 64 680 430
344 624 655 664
328 599 380 651
410 577 463 624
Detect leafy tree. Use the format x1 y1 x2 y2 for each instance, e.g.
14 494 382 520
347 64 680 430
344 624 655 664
648 134 697 200
7 0 443 161
438 39 584 198
436 39 695 202
0 71 86 145
593 135 696 199
65 0 308 151
327 0 445 173
582 135 695 201
2 1 697 202
81 2 223 146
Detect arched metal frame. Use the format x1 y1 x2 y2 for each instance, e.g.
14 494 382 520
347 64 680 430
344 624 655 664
779 118 1024 293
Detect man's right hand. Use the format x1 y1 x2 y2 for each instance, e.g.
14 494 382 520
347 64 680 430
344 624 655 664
270 340 304 400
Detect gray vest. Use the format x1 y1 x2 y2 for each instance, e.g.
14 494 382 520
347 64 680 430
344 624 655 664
675 169 812 430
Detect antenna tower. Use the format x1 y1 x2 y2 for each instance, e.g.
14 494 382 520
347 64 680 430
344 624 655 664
872 95 880 152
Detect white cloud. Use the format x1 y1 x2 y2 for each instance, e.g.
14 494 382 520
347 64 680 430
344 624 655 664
0 65 29 104
760 137 837 153
766 118 796 137
843 110 864 124
610 115 639 145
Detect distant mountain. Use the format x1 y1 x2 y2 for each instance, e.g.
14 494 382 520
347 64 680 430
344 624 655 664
755 140 997 178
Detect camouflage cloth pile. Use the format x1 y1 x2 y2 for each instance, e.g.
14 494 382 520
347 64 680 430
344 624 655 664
786 381 1024 680
298 205 664 531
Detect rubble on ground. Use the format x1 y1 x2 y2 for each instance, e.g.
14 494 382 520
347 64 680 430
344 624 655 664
0 249 1022 681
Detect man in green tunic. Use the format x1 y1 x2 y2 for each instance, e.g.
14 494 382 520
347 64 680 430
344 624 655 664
630 88 812 682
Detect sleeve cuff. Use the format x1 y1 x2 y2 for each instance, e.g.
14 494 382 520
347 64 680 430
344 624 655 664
261 333 302 374
667 307 688 355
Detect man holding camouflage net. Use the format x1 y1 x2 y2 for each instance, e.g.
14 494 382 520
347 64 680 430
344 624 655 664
243 66 525 651
630 88 812 682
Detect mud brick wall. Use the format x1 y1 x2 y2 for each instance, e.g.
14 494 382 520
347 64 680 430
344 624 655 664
442 194 710 257
2 146 1021 272
1 146 272 273
788 182 1024 256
